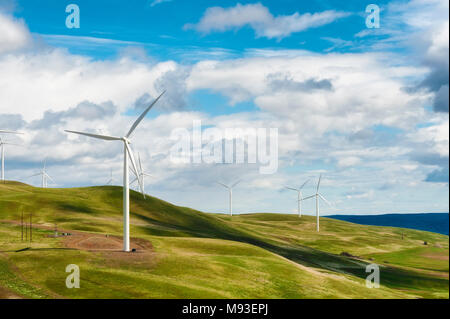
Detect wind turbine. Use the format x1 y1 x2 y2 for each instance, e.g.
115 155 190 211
29 160 55 188
65 91 165 252
285 179 309 217
130 153 152 197
217 180 241 217
0 137 21 181
0 131 22 181
301 174 332 232
106 168 114 185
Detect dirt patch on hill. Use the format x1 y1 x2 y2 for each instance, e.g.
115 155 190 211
63 232 153 252
0 286 22 299
62 231 157 267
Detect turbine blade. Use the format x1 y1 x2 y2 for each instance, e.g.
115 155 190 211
130 177 138 185
138 153 143 172
231 180 241 188
3 142 22 146
0 130 22 134
126 91 165 138
316 174 322 193
125 143 144 195
300 195 316 201
285 186 299 192
129 161 138 178
299 179 310 190
319 194 333 207
65 130 121 141
27 173 42 178
217 182 229 189
45 173 55 183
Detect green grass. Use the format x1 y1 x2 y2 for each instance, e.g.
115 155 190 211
0 181 448 299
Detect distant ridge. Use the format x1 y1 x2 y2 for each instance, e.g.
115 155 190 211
328 213 449 235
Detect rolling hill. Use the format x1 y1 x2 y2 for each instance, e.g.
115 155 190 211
0 181 448 299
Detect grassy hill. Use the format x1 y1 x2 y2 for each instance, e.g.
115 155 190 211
0 181 448 299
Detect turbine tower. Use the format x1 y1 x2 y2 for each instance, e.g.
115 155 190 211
29 160 54 188
217 180 241 217
130 153 152 197
0 131 22 181
285 180 309 217
301 175 331 232
65 91 164 252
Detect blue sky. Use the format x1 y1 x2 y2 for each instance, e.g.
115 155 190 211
0 0 448 215
16 0 393 59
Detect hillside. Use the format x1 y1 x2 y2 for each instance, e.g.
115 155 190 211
0 181 448 299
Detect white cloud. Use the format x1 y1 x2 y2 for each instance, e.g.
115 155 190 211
184 3 349 40
0 48 177 121
149 0 172 7
0 12 31 54
187 52 429 134
0 6 448 214
337 156 361 168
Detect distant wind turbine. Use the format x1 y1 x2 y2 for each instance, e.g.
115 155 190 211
0 137 21 181
106 168 114 185
285 179 309 217
301 174 332 232
217 180 241 217
29 160 54 188
65 91 165 252
0 131 22 181
130 153 152 197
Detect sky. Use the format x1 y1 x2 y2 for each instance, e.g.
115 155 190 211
0 0 448 216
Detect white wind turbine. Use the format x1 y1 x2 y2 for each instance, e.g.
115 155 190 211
65 91 164 252
301 174 332 232
217 180 241 217
0 137 21 182
106 168 114 185
0 130 22 181
130 153 152 197
29 160 55 188
285 179 309 217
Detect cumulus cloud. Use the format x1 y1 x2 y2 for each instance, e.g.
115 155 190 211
0 113 26 130
425 167 449 183
0 11 31 54
184 3 349 40
407 118 449 183
187 52 429 135
0 48 178 121
29 101 117 130
267 73 333 92
360 0 449 112
417 21 449 112
0 5 448 213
